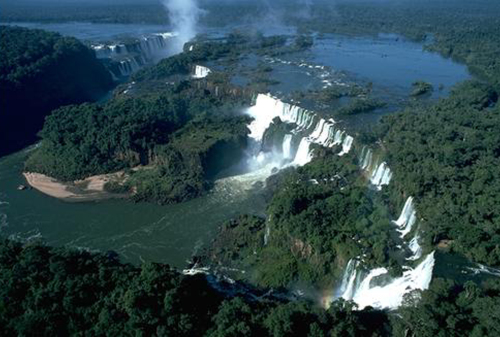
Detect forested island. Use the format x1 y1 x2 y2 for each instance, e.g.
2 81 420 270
1 0 500 336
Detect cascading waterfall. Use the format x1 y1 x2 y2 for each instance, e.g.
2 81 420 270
393 197 417 238
193 65 212 79
359 146 373 171
264 223 271 246
245 94 357 169
338 252 435 310
408 234 423 261
337 259 361 299
92 32 175 77
370 162 392 190
330 195 433 310
293 138 313 166
118 57 143 76
282 134 293 159
92 33 175 60
241 93 357 187
338 135 354 156
242 93 436 311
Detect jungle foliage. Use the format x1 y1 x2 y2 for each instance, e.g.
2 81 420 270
379 80 500 266
25 82 249 204
0 26 113 157
2 239 500 337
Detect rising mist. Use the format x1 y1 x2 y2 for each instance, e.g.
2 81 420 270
162 0 203 53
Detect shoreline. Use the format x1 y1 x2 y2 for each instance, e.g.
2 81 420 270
23 172 131 202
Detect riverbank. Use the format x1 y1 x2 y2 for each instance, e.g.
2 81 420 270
23 171 131 202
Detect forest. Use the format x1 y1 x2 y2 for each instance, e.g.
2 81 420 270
379 80 500 266
0 26 113 157
1 238 500 336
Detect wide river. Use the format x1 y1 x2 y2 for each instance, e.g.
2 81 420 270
0 22 471 268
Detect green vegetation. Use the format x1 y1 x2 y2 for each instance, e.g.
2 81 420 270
129 116 249 204
379 80 500 266
337 98 386 116
2 238 500 336
410 81 434 97
0 26 113 157
26 81 249 204
204 151 398 288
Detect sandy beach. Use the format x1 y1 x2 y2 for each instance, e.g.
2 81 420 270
23 172 130 202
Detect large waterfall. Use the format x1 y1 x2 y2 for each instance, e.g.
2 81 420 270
330 195 434 310
370 162 392 190
393 197 417 238
245 94 353 171
92 32 175 77
359 147 393 189
243 94 435 311
338 253 435 310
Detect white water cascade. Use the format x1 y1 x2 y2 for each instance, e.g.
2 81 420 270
193 65 212 79
245 94 354 168
282 134 293 159
339 135 354 156
359 146 373 171
338 252 435 310
239 94 435 311
293 138 313 166
92 32 176 77
370 162 392 190
393 197 417 238
408 234 423 261
92 33 175 60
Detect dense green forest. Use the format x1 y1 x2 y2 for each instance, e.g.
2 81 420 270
25 81 249 204
0 26 113 157
2 239 500 336
378 80 500 266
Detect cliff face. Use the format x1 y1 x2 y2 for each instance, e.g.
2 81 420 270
0 26 114 157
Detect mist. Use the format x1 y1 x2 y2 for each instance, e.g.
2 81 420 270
162 0 203 53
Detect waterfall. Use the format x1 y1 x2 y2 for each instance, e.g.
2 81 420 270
393 197 417 238
360 146 373 171
264 223 271 246
92 32 175 77
408 233 423 261
243 94 437 311
282 134 293 159
193 65 212 79
92 33 175 61
337 252 435 310
338 135 354 156
338 259 361 299
333 130 344 146
243 93 363 184
370 162 392 190
293 138 313 166
117 58 142 76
